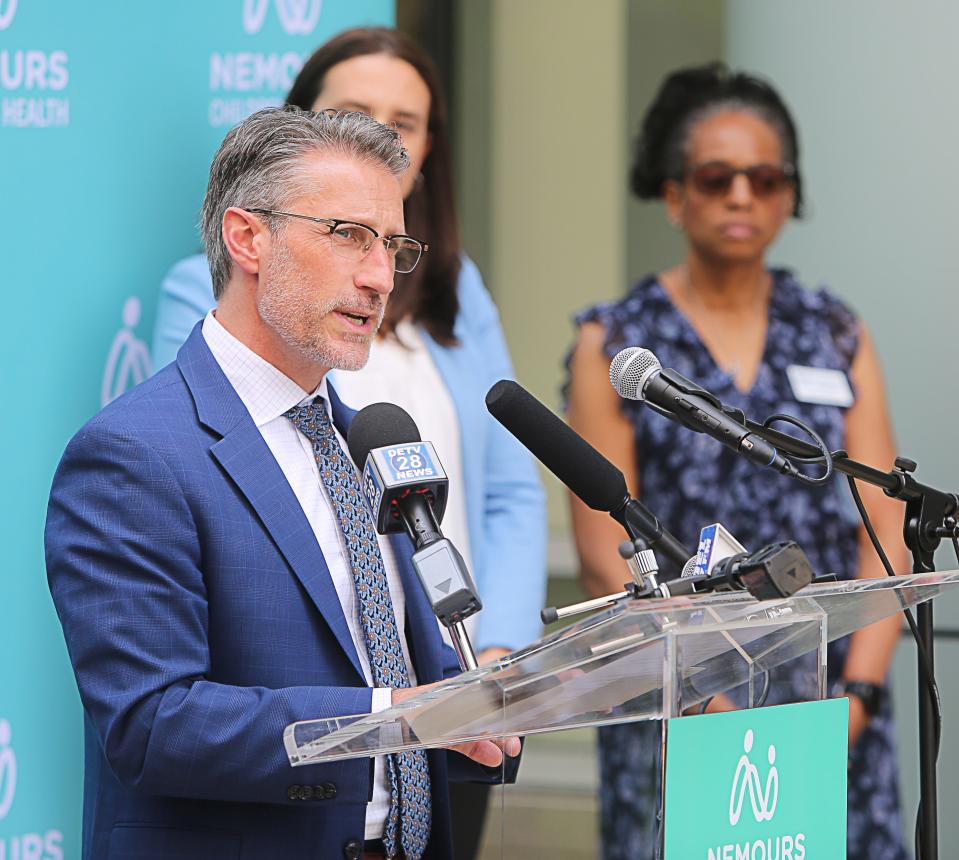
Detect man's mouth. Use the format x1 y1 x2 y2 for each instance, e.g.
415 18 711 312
335 307 379 331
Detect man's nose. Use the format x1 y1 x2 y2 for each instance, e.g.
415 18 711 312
356 239 395 296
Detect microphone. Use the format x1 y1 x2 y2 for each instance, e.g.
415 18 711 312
346 402 449 539
610 347 798 477
484 379 691 568
347 403 481 670
677 540 815 601
679 522 748 579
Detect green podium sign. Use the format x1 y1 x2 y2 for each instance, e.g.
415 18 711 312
664 699 848 860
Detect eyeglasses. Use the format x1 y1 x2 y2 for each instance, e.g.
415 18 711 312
247 209 428 274
685 162 796 198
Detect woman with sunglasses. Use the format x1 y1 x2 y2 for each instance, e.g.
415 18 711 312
565 63 907 860
152 28 547 859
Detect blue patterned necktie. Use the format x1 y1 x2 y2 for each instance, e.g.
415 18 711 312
286 397 431 859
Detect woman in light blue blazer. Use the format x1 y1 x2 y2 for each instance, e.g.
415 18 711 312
152 31 546 858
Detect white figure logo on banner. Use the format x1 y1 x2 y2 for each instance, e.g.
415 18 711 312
729 729 779 825
101 297 152 407
0 0 18 31
242 0 322 35
0 719 16 820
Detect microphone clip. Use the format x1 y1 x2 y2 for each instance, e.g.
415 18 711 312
645 367 748 430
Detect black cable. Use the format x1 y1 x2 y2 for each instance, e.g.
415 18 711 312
845 475 941 750
697 671 771 715
762 414 833 485
845 474 941 860
755 670 772 707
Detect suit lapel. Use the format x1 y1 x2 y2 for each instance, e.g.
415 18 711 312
177 326 366 681
389 533 444 682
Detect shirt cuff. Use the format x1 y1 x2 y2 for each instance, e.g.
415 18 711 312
371 687 393 713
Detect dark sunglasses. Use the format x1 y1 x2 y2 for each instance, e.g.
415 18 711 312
685 161 796 198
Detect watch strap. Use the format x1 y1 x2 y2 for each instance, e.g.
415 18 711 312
833 680 883 717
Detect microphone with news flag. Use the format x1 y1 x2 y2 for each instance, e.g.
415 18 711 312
347 402 481 670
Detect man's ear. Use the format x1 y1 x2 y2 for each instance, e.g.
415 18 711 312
222 207 268 277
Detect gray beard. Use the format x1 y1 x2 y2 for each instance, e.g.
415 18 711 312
257 241 383 372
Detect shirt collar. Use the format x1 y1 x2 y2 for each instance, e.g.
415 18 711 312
201 311 326 427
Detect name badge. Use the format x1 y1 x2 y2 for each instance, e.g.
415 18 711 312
786 365 854 407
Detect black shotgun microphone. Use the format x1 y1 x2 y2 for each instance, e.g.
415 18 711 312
609 347 799 477
485 379 691 568
347 403 480 670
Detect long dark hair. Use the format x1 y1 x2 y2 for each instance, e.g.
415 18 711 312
631 62 804 217
287 27 461 345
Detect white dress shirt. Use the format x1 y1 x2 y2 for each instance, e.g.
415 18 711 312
330 319 476 643
202 311 416 840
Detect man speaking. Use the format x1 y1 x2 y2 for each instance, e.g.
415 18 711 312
45 106 517 860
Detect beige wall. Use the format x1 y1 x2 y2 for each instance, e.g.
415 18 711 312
459 0 629 536
625 0 725 283
456 0 724 541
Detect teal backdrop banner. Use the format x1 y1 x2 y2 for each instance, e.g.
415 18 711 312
664 699 849 860
1 2 393 856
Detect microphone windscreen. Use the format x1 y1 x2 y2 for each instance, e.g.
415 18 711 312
610 347 660 400
485 379 628 513
346 402 421 469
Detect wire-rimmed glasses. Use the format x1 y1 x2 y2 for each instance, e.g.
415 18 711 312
247 208 428 274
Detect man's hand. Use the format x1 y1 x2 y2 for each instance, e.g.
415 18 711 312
477 646 511 665
683 692 737 716
448 735 522 767
391 683 521 767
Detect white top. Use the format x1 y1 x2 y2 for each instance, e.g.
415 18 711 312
331 320 476 642
202 311 413 840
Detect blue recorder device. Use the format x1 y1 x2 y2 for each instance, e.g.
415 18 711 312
347 404 482 670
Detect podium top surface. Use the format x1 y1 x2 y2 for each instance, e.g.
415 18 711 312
284 570 959 765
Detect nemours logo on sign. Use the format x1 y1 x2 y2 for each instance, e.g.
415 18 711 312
101 297 152 408
0 718 65 860
208 0 318 127
729 729 778 825
710 729 804 860
0 719 16 821
0 0 17 31
242 0 322 35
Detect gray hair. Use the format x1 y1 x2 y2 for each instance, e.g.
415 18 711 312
200 106 409 299
667 98 797 181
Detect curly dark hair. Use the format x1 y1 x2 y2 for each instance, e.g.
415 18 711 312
287 27 461 345
631 62 804 217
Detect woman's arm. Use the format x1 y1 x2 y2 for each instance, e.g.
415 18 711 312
566 322 641 598
841 322 908 745
457 259 548 655
151 255 216 369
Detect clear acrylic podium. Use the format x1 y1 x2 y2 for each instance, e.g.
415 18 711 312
285 571 959 765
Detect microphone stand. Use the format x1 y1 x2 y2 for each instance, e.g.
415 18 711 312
448 622 478 672
403 499 480 672
542 541 680 624
748 420 959 860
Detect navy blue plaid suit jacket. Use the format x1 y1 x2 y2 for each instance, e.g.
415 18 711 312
45 324 482 859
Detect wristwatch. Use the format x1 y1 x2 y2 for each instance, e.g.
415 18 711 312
832 679 883 717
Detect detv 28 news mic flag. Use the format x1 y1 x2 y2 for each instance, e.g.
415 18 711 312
347 403 482 670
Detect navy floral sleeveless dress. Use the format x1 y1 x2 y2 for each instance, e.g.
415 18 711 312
570 270 908 860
